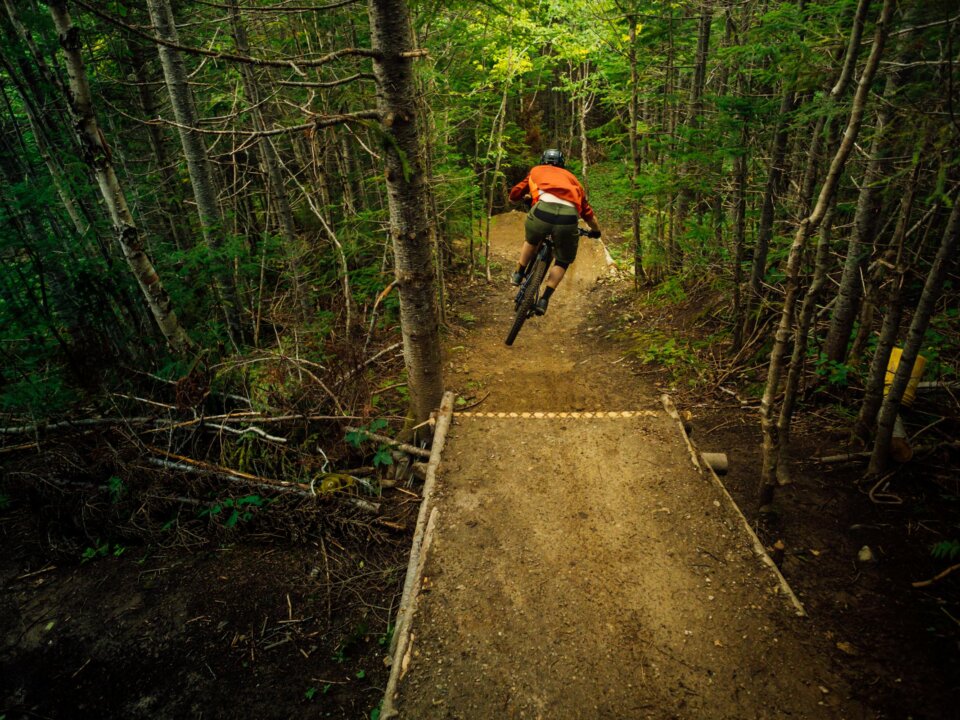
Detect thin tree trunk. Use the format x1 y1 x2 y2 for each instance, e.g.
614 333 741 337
774 203 837 483
578 61 594 190
483 83 509 283
227 1 313 321
867 196 960 476
367 0 443 427
628 13 643 287
146 0 241 345
758 0 894 510
0 53 87 237
48 1 192 355
824 15 915 364
125 39 186 250
852 162 921 444
676 0 712 229
747 89 795 304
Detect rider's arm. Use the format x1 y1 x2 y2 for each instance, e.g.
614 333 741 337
580 195 601 237
508 177 530 203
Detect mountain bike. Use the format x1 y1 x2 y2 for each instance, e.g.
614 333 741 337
505 227 589 346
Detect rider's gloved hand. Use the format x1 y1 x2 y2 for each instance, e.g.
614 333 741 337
587 229 602 239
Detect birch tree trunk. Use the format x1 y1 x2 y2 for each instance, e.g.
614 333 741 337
146 0 222 242
126 39 186 250
758 0 894 510
147 0 241 344
867 196 960 476
367 0 444 427
48 1 192 355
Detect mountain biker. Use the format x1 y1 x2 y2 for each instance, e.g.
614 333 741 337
508 148 602 316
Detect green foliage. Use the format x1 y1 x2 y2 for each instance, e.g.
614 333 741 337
81 540 126 563
814 355 852 387
931 540 960 562
199 495 269 528
651 277 687 304
107 476 125 504
346 418 389 448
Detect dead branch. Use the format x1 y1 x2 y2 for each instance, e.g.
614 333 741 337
912 563 960 588
341 342 403 384
145 448 379 513
344 427 431 459
0 417 151 436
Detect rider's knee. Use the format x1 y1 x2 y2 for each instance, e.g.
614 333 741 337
555 259 571 270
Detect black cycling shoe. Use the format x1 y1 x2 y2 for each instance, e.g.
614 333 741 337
510 270 523 286
534 296 549 316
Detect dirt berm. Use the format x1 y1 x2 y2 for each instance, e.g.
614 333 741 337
383 213 864 719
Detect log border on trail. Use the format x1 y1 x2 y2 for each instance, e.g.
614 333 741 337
381 391 454 719
661 394 806 617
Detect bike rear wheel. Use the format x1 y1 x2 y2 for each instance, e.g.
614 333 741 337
505 257 548 346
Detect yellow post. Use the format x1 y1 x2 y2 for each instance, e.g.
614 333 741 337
884 347 926 407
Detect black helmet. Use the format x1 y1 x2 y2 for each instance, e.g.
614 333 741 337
540 148 565 168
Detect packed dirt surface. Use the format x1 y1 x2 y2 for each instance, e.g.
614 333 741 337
388 213 864 718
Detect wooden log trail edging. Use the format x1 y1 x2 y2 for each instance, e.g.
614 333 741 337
661 394 806 617
381 391 455 720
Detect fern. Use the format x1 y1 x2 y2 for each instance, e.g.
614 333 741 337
931 540 960 561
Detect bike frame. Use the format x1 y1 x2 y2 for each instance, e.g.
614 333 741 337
513 236 554 311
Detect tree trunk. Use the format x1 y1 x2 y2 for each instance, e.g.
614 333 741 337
774 203 837 483
48 1 192 355
823 16 915 364
147 0 241 345
483 83 509 283
758 0 894 510
125 39 187 250
627 13 643 287
0 52 88 238
227 1 313 321
367 0 444 427
747 89 795 305
867 196 960 476
852 162 921 444
676 0 712 228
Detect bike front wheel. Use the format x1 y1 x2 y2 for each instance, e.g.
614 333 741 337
505 258 548 346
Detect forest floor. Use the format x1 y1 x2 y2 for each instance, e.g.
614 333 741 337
1 212 957 719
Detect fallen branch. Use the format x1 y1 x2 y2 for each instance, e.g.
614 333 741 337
203 423 288 443
0 441 39 454
912 563 960 588
819 451 872 464
344 427 431 459
0 417 151 436
145 449 380 513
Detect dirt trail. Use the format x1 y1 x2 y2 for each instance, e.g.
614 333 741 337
388 213 864 719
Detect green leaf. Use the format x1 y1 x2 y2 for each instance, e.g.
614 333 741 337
373 446 394 468
345 429 367 448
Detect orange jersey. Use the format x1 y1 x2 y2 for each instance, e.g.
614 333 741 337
509 165 596 223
